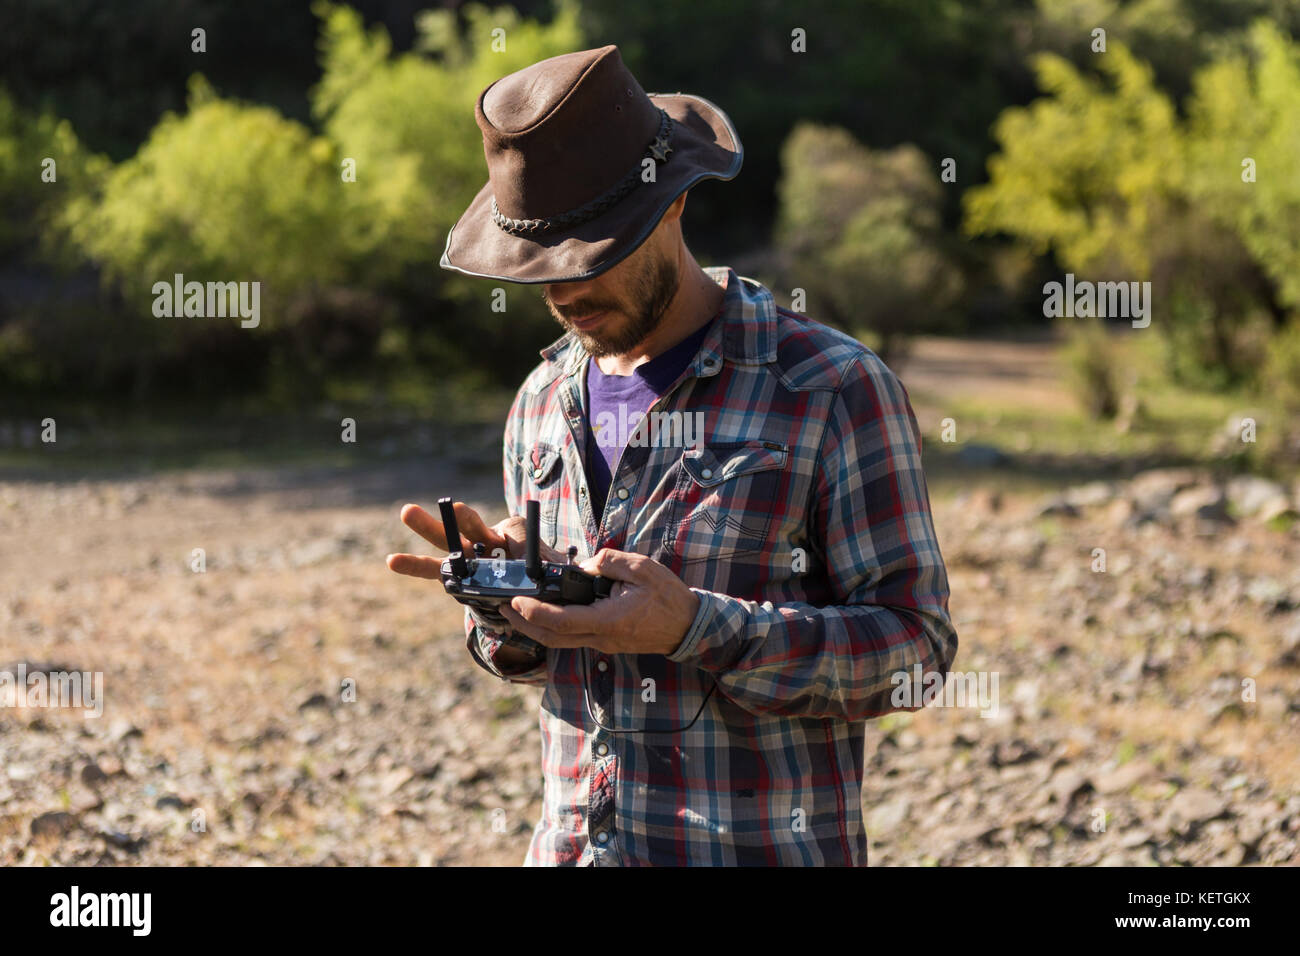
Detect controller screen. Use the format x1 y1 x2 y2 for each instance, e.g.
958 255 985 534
466 559 535 591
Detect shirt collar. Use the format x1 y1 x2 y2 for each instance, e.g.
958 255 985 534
538 266 778 378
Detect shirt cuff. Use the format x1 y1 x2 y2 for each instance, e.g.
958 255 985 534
465 610 546 680
667 588 724 664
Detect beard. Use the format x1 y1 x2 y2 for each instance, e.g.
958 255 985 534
544 246 681 358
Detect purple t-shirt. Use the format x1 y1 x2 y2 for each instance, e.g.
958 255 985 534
584 316 715 519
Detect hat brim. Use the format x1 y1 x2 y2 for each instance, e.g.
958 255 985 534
439 93 742 284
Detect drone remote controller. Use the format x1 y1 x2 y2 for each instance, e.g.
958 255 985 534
438 498 614 614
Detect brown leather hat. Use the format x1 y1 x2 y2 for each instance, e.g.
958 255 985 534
439 45 742 284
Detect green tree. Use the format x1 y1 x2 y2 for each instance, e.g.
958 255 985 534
0 87 107 263
775 123 961 364
310 0 584 279
964 34 1294 387
1186 20 1300 312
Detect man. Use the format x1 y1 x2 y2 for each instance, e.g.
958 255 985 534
386 45 957 866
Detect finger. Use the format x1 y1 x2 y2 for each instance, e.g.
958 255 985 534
499 605 604 648
579 548 654 583
401 502 506 554
452 502 504 549
385 553 444 579
400 503 454 551
509 595 610 634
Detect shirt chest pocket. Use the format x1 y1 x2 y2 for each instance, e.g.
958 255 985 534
523 441 564 548
661 440 788 563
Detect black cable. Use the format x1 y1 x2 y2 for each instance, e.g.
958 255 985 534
581 646 718 734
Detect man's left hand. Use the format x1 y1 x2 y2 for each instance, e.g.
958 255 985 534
499 548 699 656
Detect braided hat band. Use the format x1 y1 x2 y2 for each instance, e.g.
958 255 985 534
490 109 675 237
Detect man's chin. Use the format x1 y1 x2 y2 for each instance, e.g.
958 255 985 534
561 320 623 357
573 332 619 358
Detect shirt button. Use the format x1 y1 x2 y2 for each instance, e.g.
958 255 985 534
701 468 713 479
531 467 543 479
616 488 629 500
595 831 610 845
596 743 609 756
596 660 608 672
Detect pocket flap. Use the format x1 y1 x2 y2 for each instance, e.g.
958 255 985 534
525 442 563 487
681 440 787 487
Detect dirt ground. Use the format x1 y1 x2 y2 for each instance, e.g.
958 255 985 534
2 338 1298 866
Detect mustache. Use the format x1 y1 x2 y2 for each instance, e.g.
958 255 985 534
544 293 618 321
561 304 617 320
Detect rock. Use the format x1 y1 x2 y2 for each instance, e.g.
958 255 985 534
71 788 104 813
80 761 109 786
97 829 146 853
1106 497 1137 527
1277 617 1300 668
378 768 414 797
1037 496 1080 519
31 811 77 838
1128 468 1204 514
1162 788 1228 835
299 693 331 712
109 720 143 742
867 797 911 833
1095 760 1153 794
1225 475 1289 517
1119 827 1154 849
1050 769 1093 807
1170 485 1231 523
1245 576 1289 609
1065 481 1118 508
1259 498 1299 526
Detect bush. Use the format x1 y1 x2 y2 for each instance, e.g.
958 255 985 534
1263 321 1300 415
774 124 962 364
1061 317 1124 420
310 0 584 278
62 75 353 311
0 86 107 263
965 26 1300 390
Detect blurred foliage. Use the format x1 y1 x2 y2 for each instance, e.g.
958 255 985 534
1186 21 1300 312
310 0 583 276
0 88 107 262
966 22 1300 391
0 0 1298 427
64 76 352 304
3 2 582 403
774 124 961 364
1060 317 1124 420
1263 321 1300 415
308 0 582 378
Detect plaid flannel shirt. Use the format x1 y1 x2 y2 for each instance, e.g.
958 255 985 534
464 266 957 866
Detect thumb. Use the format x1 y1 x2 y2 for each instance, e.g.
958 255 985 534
579 548 647 582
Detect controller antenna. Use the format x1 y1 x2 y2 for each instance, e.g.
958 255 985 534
438 497 470 579
525 500 542 582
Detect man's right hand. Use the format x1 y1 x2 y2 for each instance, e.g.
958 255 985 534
386 501 563 664
385 500 565 578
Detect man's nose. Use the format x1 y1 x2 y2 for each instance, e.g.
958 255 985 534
544 281 591 308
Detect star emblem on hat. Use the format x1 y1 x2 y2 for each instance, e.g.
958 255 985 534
649 134 673 162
